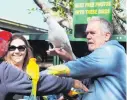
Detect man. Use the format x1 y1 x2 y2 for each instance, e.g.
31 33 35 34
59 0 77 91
0 30 88 100
47 17 126 100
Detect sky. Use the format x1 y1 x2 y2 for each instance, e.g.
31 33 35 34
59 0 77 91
0 0 53 29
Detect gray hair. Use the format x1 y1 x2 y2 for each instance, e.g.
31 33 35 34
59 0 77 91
88 16 113 38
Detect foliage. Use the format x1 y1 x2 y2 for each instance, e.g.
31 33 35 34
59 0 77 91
28 0 74 18
51 0 74 18
112 0 126 35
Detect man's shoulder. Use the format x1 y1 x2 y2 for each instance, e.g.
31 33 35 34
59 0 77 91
104 40 124 50
92 41 125 58
91 43 120 57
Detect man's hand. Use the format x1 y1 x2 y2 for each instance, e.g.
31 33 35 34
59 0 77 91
73 80 89 92
67 80 89 97
46 48 73 62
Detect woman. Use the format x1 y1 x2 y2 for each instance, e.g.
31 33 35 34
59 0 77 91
4 34 62 100
4 34 33 71
4 34 37 100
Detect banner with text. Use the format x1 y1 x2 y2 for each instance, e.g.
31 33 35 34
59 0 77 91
73 0 112 39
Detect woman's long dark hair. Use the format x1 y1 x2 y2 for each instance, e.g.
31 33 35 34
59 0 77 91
5 34 34 71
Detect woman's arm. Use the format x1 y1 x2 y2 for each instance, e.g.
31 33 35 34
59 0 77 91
2 62 88 95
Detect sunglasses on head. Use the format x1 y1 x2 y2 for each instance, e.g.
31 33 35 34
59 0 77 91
8 45 26 51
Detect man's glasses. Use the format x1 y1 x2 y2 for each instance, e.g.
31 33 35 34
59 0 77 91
8 45 26 52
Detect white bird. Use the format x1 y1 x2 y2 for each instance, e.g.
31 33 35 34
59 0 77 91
46 15 76 60
33 0 76 60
